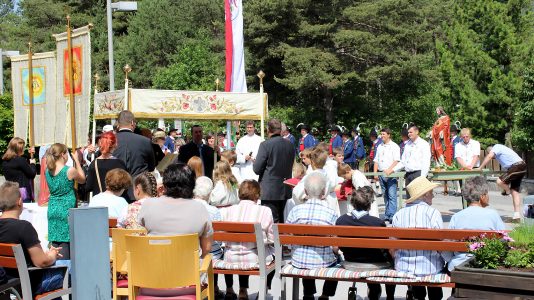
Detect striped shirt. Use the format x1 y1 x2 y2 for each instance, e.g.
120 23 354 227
392 200 445 276
286 199 338 269
220 200 274 264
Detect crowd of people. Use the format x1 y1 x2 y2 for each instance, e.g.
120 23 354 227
0 108 528 299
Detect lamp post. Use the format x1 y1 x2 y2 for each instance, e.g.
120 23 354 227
0 49 21 95
107 1 137 91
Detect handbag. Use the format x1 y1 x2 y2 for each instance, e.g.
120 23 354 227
95 159 103 193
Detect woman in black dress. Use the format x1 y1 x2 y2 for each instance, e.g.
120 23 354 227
2 137 36 202
85 132 127 198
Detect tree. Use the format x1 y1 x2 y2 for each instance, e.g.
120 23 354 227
512 60 534 150
115 0 224 88
438 0 534 146
152 35 224 91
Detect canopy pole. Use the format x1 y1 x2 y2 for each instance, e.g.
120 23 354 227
123 64 131 110
257 70 265 139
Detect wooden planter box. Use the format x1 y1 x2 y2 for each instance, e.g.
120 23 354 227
451 258 534 299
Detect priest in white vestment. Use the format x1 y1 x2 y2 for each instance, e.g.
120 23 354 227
236 121 264 181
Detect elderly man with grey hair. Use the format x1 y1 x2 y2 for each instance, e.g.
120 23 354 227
286 172 339 300
447 176 505 271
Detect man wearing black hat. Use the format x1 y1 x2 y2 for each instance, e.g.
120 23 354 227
341 131 356 168
164 128 178 153
351 128 366 169
298 124 317 154
329 125 343 156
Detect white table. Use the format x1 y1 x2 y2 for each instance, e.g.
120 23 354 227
20 203 49 249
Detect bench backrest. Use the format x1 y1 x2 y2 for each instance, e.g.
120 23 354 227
212 222 271 273
0 243 17 269
212 222 259 243
274 224 501 252
109 218 118 237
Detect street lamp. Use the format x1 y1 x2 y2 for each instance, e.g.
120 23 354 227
0 49 21 95
107 1 137 91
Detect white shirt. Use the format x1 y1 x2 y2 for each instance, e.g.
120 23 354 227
373 141 400 171
455 139 481 167
400 137 431 177
89 192 129 218
235 134 263 180
292 169 340 215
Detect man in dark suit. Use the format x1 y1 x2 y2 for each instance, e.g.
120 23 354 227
177 125 217 178
253 119 296 223
113 110 156 202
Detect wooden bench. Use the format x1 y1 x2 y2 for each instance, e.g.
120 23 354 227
0 243 71 300
212 221 275 300
273 224 500 300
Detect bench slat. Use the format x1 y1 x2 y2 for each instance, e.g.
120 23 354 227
279 235 468 252
212 222 255 233
277 224 499 240
213 232 257 243
0 244 15 256
0 256 18 268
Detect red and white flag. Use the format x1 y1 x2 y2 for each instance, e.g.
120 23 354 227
225 0 247 93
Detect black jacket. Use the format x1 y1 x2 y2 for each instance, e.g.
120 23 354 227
177 142 217 179
113 129 155 176
253 134 295 200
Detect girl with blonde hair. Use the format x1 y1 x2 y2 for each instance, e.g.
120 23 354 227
45 143 86 259
187 156 203 178
209 161 239 207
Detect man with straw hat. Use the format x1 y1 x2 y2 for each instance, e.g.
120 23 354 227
392 176 445 300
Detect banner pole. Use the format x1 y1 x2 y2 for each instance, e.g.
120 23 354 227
27 42 35 159
257 70 265 139
66 15 77 152
123 64 131 111
89 73 99 203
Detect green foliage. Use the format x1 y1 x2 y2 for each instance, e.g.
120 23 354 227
509 223 534 247
152 35 224 91
511 61 534 150
0 93 14 155
470 236 508 269
504 248 533 268
115 0 224 88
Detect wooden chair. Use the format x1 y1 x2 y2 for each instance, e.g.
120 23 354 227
111 228 146 300
125 234 214 300
0 243 70 300
212 222 275 300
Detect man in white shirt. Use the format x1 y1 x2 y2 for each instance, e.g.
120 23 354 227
455 128 480 170
373 128 400 222
235 121 263 180
400 125 431 196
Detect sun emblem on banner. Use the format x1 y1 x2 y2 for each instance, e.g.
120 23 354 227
63 46 83 96
22 67 46 105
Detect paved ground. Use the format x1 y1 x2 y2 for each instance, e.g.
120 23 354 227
223 186 523 300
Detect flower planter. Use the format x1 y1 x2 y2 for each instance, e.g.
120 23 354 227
451 258 534 299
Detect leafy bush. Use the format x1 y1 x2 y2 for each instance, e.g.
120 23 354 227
469 225 534 269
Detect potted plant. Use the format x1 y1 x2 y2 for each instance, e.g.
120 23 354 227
451 224 534 299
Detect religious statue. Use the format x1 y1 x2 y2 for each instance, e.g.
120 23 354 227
431 106 452 166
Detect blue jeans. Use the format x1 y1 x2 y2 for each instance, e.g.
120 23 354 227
379 176 397 220
32 268 66 295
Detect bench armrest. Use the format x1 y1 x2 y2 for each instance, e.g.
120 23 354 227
27 265 69 272
200 254 213 273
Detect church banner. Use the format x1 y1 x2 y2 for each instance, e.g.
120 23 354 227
11 52 60 146
53 25 92 148
93 89 267 120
